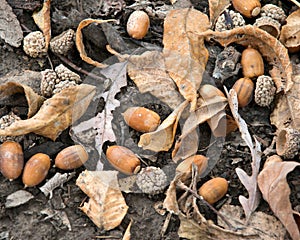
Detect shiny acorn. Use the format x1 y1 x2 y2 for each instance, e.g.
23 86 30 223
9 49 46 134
241 47 264 78
232 77 254 107
22 153 51 187
127 10 150 39
106 145 141 175
122 107 160 133
0 141 24 181
55 145 88 170
198 177 228 204
232 0 261 18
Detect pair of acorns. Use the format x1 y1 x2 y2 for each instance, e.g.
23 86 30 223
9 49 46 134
0 141 88 187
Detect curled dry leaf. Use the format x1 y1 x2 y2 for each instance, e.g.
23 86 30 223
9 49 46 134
76 170 129 230
163 178 180 214
0 84 96 140
163 8 210 111
258 160 300 240
201 26 293 92
138 100 189 152
0 81 44 118
5 190 34 208
208 0 231 25
75 18 116 68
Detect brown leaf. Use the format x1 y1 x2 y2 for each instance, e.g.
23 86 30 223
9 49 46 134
163 8 210 111
0 84 96 140
32 0 51 50
163 179 180 214
138 100 189 152
0 82 44 118
201 26 293 92
258 160 300 240
75 18 116 68
122 220 133 240
76 170 128 230
208 0 231 25
127 51 184 110
208 113 238 137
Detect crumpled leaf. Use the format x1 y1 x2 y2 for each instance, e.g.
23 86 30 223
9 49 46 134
40 208 72 231
0 84 96 140
163 177 180 214
75 18 116 68
138 100 189 152
163 8 210 111
208 0 230 25
201 26 293 92
226 88 261 222
76 170 129 230
32 0 51 49
5 190 34 208
0 82 44 118
0 0 23 47
280 9 300 52
258 160 300 240
127 51 184 110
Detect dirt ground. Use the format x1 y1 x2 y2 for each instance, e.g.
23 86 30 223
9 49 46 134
0 0 300 239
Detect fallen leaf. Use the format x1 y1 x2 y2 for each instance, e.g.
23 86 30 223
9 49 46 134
201 26 293 92
163 179 180 214
138 100 189 152
258 160 300 240
208 113 238 137
163 8 210 111
0 0 23 47
127 51 184 110
0 84 96 140
122 220 133 240
32 0 51 49
76 170 129 230
208 0 230 25
0 82 44 118
5 190 34 208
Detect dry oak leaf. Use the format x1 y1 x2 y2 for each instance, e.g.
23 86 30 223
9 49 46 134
138 100 189 152
201 26 293 92
280 9 300 52
258 160 300 240
127 50 185 110
208 0 231 25
163 8 210 111
0 81 44 118
32 0 51 50
76 170 128 230
0 84 96 141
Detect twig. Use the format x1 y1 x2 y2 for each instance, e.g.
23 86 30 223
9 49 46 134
160 212 172 237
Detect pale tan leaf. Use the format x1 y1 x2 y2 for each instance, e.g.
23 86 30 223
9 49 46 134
76 170 128 230
0 84 96 140
208 0 231 25
32 0 51 49
163 179 180 214
75 18 116 68
122 220 133 240
138 100 189 152
163 8 210 111
208 113 237 137
127 51 184 110
201 26 293 92
258 160 300 240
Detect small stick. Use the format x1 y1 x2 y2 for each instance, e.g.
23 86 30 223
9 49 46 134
160 212 172 237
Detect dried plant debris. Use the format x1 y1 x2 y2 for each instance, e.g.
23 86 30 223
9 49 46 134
208 0 230 25
5 190 34 208
0 0 23 47
41 208 72 231
215 10 245 31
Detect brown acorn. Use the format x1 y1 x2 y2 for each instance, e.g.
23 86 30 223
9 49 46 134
22 153 51 187
232 77 254 107
232 0 261 18
198 177 228 204
241 47 264 78
0 141 24 181
122 107 160 133
127 10 150 39
55 145 88 170
106 145 141 175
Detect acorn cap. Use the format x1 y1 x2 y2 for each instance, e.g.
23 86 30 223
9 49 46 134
215 10 245 32
52 80 77 95
55 64 81 83
276 128 300 159
50 29 75 55
41 69 58 97
254 16 281 38
0 112 24 143
23 31 47 58
260 4 287 24
254 75 276 107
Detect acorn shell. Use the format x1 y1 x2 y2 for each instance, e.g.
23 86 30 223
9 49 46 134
198 177 228 204
106 145 141 175
22 153 51 187
122 107 160 133
241 47 264 78
0 141 24 181
127 10 150 39
232 78 254 107
232 0 261 18
55 145 88 170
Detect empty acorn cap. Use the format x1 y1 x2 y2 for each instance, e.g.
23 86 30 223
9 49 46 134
276 128 300 159
254 16 281 38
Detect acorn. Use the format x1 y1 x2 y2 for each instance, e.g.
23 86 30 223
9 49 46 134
127 10 150 39
22 153 51 187
106 145 141 175
232 0 261 18
232 77 254 107
55 145 88 170
0 141 24 181
241 47 264 78
198 177 228 204
122 107 160 133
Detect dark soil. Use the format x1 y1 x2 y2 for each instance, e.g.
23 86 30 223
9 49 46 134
0 0 300 240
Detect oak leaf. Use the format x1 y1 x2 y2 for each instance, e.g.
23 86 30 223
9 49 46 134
208 0 230 25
